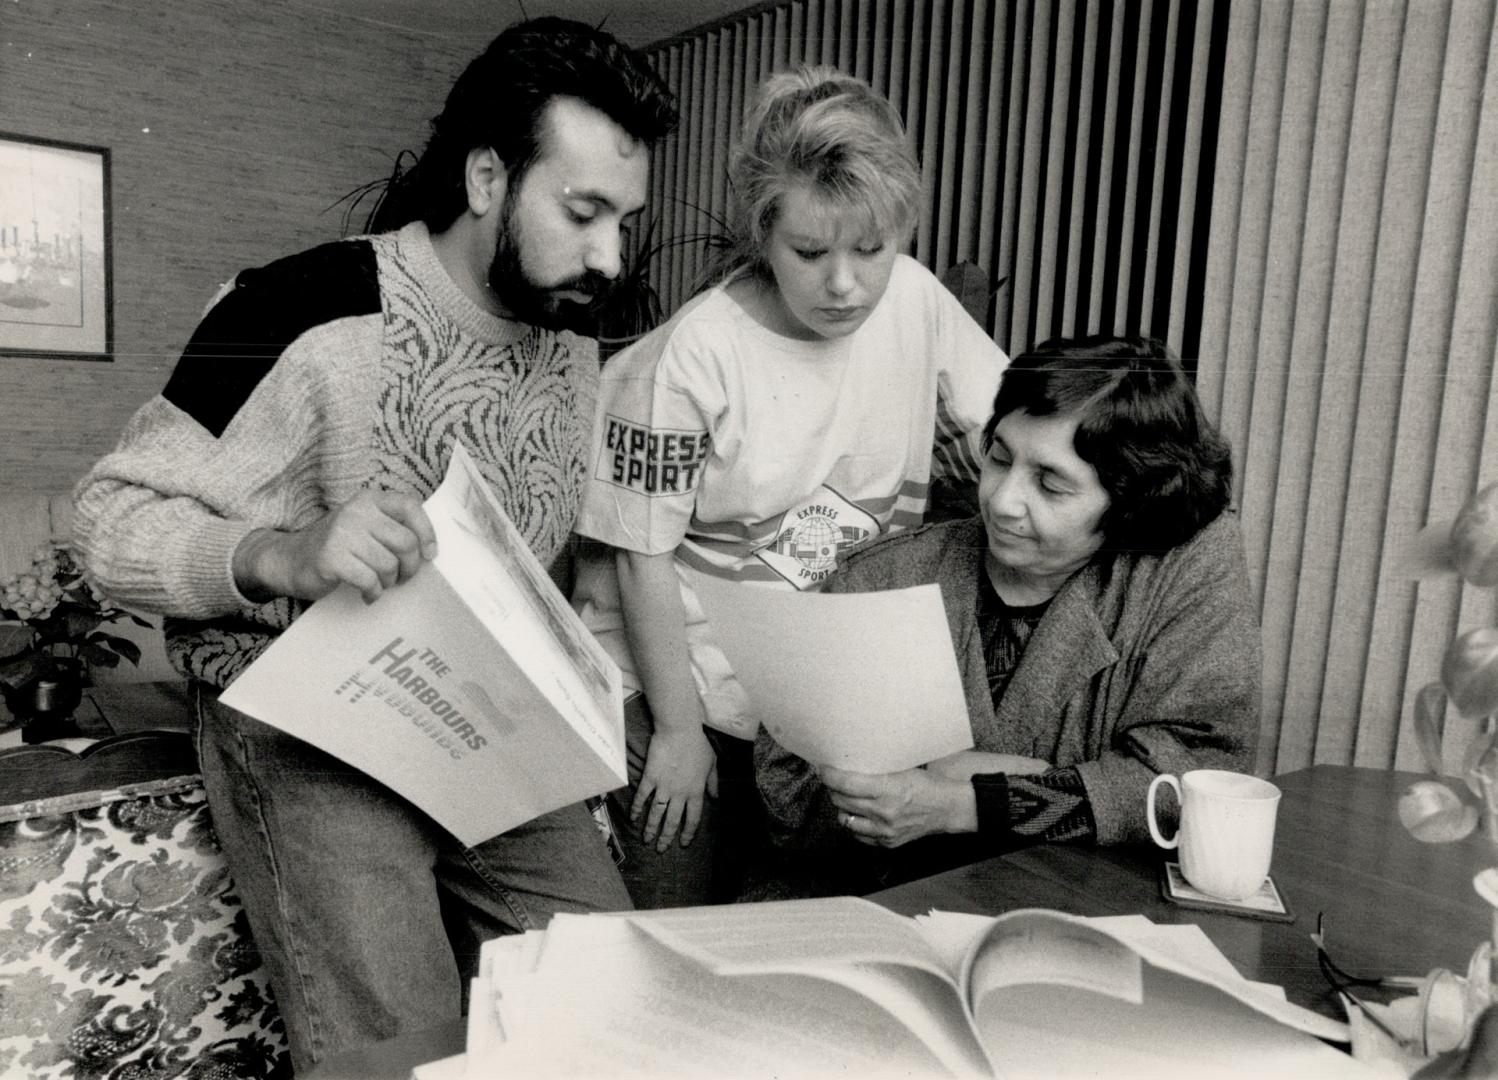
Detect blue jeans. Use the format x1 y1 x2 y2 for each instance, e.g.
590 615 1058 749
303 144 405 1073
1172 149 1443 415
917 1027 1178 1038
196 689 631 1074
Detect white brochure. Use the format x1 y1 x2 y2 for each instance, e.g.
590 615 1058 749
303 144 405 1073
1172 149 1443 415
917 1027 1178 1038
221 443 626 846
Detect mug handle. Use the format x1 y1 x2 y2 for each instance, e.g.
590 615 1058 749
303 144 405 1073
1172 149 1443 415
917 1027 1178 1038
1146 774 1182 849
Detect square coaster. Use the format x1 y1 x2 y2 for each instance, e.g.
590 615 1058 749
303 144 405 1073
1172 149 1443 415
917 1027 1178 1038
1159 861 1295 923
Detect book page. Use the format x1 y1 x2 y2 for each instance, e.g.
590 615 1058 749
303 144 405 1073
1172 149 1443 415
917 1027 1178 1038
972 967 1374 1079
432 443 623 762
472 914 954 1079
1086 915 1286 997
626 898 993 1078
964 910 1145 1004
961 909 1349 1044
686 569 972 767
952 910 1367 1077
920 911 1286 999
626 897 952 977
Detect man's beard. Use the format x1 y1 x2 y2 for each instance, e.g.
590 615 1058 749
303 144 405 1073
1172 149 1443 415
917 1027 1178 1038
487 186 611 334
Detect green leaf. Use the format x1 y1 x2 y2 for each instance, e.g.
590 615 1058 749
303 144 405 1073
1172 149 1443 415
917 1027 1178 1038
78 643 120 668
61 611 104 639
0 653 42 687
87 632 141 666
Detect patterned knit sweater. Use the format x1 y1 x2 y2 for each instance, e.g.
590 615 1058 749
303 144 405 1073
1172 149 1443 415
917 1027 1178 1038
73 222 599 688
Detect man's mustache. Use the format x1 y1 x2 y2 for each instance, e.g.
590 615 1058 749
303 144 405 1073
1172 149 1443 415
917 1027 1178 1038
552 271 613 304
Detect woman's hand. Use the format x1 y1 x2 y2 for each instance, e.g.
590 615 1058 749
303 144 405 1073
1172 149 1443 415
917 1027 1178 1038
615 546 719 852
925 750 1051 782
633 725 719 852
819 764 976 847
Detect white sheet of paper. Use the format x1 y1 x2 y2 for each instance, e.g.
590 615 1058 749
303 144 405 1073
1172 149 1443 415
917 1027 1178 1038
686 569 972 772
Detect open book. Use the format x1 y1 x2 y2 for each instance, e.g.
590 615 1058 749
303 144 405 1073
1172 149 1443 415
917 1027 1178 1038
220 443 626 845
417 897 1370 1079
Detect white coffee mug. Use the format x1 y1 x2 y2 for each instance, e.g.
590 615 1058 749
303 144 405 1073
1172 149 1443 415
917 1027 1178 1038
1146 769 1281 900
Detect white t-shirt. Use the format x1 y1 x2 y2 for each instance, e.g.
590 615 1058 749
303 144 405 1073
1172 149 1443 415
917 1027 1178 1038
573 254 1007 736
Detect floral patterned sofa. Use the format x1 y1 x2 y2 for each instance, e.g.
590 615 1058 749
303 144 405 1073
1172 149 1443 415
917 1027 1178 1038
0 732 290 1078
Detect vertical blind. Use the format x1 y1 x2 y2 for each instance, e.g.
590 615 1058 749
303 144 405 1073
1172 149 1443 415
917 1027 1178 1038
1201 0 1498 775
640 0 1498 778
639 0 1229 361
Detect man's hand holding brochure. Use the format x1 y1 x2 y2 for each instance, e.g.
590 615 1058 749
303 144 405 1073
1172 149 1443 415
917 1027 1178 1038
220 443 626 846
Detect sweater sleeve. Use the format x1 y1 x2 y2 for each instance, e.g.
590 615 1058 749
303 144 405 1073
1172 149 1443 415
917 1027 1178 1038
1073 516 1262 844
972 767 1096 843
73 273 383 619
753 725 843 850
929 271 1006 486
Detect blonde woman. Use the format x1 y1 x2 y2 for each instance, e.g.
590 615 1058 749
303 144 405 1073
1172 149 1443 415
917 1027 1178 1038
573 68 1007 907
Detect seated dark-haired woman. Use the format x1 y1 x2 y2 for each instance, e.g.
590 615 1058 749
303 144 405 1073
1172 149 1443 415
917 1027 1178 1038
752 335 1261 898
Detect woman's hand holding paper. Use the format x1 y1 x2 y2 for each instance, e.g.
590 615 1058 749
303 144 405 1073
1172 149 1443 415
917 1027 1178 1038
821 764 977 846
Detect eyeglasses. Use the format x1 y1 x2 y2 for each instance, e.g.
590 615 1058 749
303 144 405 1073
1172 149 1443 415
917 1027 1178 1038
1312 911 1491 1057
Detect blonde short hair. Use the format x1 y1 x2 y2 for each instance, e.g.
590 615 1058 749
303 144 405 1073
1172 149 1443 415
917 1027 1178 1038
726 68 921 275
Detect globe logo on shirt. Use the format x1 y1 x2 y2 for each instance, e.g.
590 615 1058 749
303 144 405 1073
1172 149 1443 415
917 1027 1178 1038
786 516 844 571
757 489 881 589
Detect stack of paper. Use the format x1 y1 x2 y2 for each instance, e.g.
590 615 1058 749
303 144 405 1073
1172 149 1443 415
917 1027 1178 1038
413 897 1377 1079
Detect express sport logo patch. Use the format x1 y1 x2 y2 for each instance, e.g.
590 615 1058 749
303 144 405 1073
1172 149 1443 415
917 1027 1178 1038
599 415 711 496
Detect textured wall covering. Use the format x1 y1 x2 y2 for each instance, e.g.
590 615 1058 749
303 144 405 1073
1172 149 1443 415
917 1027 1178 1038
0 0 481 493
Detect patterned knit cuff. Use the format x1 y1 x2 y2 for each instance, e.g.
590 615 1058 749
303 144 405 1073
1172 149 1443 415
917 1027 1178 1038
971 772 1011 837
970 767 1097 845
1008 767 1097 843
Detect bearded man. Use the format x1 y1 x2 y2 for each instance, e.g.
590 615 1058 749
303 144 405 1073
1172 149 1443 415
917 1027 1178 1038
72 18 675 1072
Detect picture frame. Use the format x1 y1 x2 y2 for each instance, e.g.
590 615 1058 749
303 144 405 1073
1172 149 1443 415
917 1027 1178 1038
0 132 112 361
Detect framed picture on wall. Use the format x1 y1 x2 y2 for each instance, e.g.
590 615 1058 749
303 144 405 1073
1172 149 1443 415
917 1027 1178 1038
0 132 112 360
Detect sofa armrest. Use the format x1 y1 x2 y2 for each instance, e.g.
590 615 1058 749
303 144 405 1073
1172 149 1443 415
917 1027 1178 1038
0 730 197 806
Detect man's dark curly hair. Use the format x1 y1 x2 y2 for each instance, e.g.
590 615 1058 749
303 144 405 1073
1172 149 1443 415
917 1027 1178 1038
369 16 676 233
982 335 1235 554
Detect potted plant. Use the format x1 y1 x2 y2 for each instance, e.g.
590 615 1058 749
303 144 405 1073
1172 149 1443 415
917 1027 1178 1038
593 205 737 361
0 541 151 742
1381 483 1498 1064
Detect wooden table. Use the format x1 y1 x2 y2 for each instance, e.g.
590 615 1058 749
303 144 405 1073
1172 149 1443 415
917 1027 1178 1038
307 765 1493 1077
876 765 1493 1020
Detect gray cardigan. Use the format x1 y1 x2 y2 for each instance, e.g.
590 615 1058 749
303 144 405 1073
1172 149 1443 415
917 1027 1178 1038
755 512 1261 847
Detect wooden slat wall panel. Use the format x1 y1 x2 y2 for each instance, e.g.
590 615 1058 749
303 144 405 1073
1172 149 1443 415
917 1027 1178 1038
641 0 1225 361
1166 0 1217 350
1063 2 1101 334
645 0 1498 778
1203 0 1498 776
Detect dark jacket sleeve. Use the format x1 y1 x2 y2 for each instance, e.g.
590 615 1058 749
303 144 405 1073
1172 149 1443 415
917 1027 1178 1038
753 728 844 849
1074 515 1262 844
